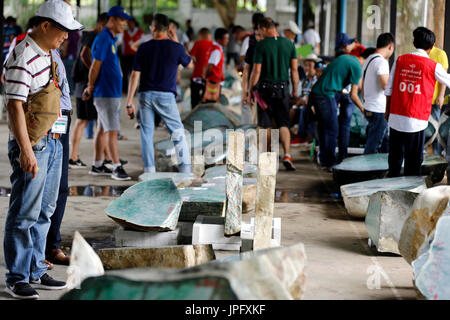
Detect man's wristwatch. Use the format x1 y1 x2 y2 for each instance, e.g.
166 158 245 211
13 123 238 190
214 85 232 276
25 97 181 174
126 104 133 109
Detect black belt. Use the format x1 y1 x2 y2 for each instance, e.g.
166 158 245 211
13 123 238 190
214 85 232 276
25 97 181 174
61 110 72 116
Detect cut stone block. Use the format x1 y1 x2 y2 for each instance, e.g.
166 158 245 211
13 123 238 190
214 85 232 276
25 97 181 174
105 179 183 232
341 176 428 218
333 153 447 187
67 231 105 290
97 245 215 270
61 243 306 300
115 227 181 248
192 216 241 251
224 131 245 236
203 162 258 180
413 205 450 300
399 186 450 264
178 185 226 222
254 152 277 251
365 190 419 254
241 218 281 252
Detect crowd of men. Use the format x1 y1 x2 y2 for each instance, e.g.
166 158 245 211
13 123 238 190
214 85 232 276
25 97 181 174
2 0 450 300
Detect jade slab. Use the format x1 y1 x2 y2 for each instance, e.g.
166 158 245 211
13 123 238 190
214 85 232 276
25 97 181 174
105 179 183 231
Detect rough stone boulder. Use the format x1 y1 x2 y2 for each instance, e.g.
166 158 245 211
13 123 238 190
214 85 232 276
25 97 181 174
61 243 307 300
398 186 450 264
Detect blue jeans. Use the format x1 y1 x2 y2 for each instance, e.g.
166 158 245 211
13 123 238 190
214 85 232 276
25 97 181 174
431 104 442 154
139 90 191 173
297 106 315 140
4 136 62 285
47 116 71 253
311 93 338 167
364 110 389 154
336 93 355 163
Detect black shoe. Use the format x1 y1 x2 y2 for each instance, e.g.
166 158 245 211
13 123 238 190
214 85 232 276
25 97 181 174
5 282 39 299
69 158 87 169
30 273 67 290
89 164 112 176
112 165 131 181
104 159 128 170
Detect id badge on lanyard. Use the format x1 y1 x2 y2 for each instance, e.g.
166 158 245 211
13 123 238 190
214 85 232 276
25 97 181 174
51 110 68 134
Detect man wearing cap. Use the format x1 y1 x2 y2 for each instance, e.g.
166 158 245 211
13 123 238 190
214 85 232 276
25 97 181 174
282 21 302 43
83 6 131 181
3 0 83 299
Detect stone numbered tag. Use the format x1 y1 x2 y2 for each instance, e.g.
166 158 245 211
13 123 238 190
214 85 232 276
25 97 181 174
51 115 68 134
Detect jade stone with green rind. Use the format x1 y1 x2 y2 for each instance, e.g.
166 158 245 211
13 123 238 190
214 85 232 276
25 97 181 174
178 186 226 222
105 179 183 231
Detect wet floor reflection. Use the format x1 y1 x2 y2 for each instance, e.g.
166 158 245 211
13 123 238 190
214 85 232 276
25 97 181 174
0 186 342 204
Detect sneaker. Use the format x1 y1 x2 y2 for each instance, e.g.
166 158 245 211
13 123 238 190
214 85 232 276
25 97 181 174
30 273 67 290
69 158 87 169
89 164 112 176
104 159 128 170
283 156 296 171
5 282 39 299
290 137 308 147
112 165 131 181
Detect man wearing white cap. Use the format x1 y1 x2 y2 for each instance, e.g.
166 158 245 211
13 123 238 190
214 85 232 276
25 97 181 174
282 21 302 43
3 0 83 299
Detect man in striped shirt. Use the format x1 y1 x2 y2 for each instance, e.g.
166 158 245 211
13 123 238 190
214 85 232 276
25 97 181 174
3 0 83 299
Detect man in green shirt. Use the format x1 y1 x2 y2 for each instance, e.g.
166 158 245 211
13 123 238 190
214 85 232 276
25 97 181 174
248 17 299 171
310 53 366 170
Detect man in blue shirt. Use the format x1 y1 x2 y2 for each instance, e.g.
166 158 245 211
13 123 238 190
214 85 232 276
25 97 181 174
83 6 131 181
125 14 193 177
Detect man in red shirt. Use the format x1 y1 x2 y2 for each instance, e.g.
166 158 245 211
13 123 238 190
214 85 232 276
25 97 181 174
121 17 143 94
385 27 450 177
204 28 229 103
189 28 213 109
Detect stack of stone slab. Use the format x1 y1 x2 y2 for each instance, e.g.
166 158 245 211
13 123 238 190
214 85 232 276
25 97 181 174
341 176 428 218
333 153 447 187
62 243 307 300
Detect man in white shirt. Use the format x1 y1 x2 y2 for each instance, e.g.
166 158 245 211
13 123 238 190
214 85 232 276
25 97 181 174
385 27 450 177
362 33 395 154
301 22 320 54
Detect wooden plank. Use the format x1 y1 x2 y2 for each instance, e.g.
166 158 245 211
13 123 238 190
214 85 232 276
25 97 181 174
224 131 245 236
253 152 277 251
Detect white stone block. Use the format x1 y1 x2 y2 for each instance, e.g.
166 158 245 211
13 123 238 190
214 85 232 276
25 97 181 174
192 216 241 251
114 227 181 248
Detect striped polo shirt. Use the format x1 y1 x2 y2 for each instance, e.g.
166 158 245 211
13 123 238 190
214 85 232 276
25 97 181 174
4 34 52 102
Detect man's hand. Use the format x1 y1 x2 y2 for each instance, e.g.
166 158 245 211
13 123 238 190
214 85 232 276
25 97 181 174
82 86 93 101
437 95 445 109
247 90 255 106
126 102 136 119
168 27 179 43
19 149 38 179
242 92 248 107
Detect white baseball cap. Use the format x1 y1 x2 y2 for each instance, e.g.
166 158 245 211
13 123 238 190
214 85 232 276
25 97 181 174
36 0 83 32
287 21 302 35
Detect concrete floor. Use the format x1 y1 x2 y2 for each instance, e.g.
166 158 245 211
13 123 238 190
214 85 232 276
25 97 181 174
0 98 418 300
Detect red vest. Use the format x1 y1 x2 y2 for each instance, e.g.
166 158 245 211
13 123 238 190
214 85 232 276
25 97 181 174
207 44 225 83
189 39 213 79
390 54 437 121
123 28 144 56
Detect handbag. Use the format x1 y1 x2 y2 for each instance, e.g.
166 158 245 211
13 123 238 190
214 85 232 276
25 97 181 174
21 55 61 146
202 80 221 103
